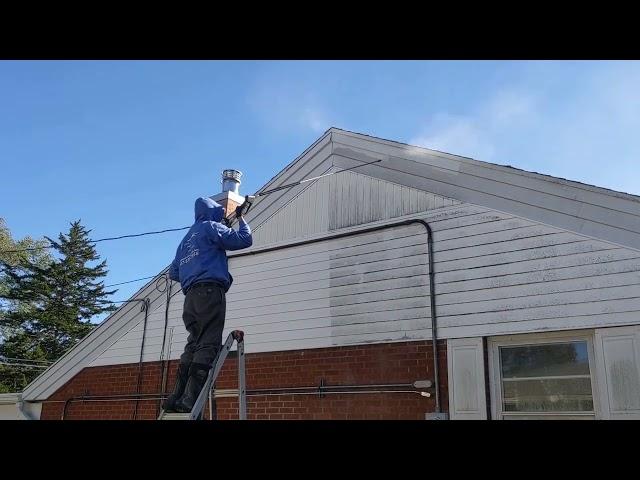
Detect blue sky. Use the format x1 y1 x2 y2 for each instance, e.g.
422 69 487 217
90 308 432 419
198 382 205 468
1 60 639 317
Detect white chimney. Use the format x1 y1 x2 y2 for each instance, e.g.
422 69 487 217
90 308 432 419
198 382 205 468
212 169 245 217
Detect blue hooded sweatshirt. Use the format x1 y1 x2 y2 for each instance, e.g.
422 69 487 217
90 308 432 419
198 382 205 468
168 197 253 293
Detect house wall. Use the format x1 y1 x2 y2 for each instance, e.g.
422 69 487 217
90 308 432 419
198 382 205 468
88 201 640 367
40 340 447 420
26 131 640 418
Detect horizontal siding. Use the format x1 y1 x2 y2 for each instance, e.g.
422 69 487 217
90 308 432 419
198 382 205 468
252 170 459 246
244 135 333 229
89 201 640 367
91 219 436 364
331 130 640 222
332 129 640 215
330 133 640 250
89 310 172 367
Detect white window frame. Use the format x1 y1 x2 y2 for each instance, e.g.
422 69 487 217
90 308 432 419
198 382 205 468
488 330 601 420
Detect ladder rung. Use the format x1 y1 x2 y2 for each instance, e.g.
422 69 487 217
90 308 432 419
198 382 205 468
159 412 191 420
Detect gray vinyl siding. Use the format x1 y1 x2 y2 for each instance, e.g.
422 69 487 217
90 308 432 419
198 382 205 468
89 202 640 366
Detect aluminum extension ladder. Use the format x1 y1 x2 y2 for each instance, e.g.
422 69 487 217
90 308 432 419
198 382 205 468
158 330 246 420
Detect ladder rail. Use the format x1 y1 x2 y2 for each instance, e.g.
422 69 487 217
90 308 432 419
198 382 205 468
188 331 236 420
238 336 246 420
158 330 245 421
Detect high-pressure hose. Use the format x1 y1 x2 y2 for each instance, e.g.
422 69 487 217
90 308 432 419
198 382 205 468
226 218 442 413
156 274 172 417
159 218 442 414
132 297 150 420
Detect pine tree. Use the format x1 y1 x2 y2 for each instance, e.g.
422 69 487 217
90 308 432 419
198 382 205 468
0 218 52 393
0 220 117 391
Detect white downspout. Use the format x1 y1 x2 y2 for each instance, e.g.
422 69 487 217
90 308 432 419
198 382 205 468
17 400 38 420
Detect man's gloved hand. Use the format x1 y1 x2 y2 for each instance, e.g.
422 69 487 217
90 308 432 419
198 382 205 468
235 204 245 219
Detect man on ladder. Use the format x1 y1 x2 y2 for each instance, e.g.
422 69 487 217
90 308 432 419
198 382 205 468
163 196 253 414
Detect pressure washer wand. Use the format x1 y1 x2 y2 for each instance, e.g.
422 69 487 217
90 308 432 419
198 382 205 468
223 157 383 226
254 158 383 198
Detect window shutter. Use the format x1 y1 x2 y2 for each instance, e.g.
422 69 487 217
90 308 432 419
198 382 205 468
594 326 640 419
447 337 487 420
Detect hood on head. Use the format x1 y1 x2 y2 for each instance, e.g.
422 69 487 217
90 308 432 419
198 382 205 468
194 197 224 223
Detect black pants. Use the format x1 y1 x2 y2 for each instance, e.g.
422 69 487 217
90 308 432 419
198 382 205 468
180 282 226 366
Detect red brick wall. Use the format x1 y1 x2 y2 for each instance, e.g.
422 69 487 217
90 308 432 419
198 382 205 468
40 340 448 420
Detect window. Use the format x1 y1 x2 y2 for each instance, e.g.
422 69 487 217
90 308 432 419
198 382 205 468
489 332 598 419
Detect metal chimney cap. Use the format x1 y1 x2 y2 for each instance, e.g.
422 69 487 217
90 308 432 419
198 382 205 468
222 169 243 182
221 169 243 195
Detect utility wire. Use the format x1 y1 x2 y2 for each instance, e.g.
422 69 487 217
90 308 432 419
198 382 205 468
0 362 49 369
0 227 190 254
0 356 52 364
91 226 190 243
105 275 159 288
0 157 387 301
0 157 384 255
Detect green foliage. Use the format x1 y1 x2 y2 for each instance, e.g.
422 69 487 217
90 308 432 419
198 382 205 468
0 219 116 391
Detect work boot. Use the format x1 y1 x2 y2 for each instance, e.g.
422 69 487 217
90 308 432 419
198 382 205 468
162 362 191 412
174 363 210 413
